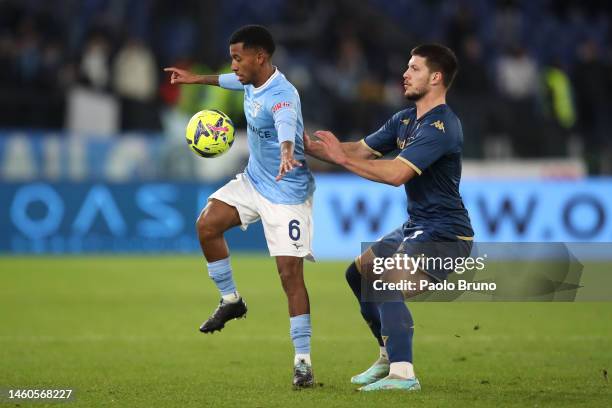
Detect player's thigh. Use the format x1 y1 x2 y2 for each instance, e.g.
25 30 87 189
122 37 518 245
198 199 242 233
205 173 260 230
389 232 473 298
380 259 433 299
362 239 433 300
258 198 314 260
400 232 474 283
356 226 405 279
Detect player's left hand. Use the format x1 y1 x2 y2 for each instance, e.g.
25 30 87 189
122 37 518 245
276 147 302 181
314 130 347 165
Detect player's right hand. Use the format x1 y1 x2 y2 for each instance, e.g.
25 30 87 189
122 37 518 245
304 132 324 157
163 67 198 84
304 131 313 151
304 131 337 164
314 130 347 165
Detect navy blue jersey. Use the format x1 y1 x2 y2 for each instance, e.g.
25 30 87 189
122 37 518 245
363 104 473 239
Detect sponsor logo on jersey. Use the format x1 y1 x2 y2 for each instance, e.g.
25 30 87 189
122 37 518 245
401 118 411 126
272 101 292 113
431 120 445 132
247 122 272 139
397 134 417 149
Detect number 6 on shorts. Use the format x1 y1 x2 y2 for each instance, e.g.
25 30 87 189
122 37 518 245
289 219 301 241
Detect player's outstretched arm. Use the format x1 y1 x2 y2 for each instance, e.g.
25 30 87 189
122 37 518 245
314 130 416 186
276 141 303 181
341 140 379 159
304 132 376 163
163 67 220 86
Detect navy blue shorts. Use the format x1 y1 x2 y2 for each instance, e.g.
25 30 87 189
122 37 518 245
368 222 473 282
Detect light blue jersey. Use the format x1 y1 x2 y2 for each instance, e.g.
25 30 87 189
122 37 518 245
219 69 315 204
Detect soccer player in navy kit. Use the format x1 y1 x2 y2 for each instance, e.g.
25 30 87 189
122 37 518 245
306 44 473 391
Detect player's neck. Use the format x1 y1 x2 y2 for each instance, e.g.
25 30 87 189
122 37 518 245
415 91 446 120
253 64 276 88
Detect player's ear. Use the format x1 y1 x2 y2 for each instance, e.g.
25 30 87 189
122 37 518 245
256 49 267 65
431 71 443 86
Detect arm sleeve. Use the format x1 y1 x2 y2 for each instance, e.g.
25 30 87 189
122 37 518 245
398 123 453 175
277 121 296 144
270 92 298 144
218 73 244 90
362 112 402 157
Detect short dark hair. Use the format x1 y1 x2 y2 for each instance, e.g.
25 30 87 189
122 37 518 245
229 25 275 56
411 44 458 89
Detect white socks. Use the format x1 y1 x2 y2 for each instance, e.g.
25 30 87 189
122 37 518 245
389 362 415 379
372 347 415 379
221 291 240 304
294 353 311 365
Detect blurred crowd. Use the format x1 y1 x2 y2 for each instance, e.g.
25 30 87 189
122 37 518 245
0 0 611 172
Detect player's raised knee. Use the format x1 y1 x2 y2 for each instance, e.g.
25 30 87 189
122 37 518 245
196 211 218 241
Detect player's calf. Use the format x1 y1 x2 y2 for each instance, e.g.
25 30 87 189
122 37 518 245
195 199 247 333
276 256 315 388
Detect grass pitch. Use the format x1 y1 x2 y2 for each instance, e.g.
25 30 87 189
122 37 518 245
1 256 611 407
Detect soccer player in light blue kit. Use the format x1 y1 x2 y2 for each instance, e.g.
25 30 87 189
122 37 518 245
164 25 315 387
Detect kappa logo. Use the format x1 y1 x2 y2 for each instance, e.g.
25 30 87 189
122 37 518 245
431 120 445 132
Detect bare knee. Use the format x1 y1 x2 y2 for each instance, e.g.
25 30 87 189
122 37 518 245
276 257 305 293
196 209 221 241
196 199 241 242
278 267 296 287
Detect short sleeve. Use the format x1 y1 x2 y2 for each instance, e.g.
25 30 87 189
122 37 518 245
398 121 454 175
218 73 244 90
362 112 402 157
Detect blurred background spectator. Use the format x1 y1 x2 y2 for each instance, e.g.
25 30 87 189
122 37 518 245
0 0 611 172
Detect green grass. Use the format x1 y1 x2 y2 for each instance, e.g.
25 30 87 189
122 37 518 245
1 256 611 407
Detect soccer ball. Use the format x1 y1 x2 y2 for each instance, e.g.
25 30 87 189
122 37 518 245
185 109 235 158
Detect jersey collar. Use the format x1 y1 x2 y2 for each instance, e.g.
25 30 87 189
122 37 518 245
416 103 447 121
253 67 279 94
